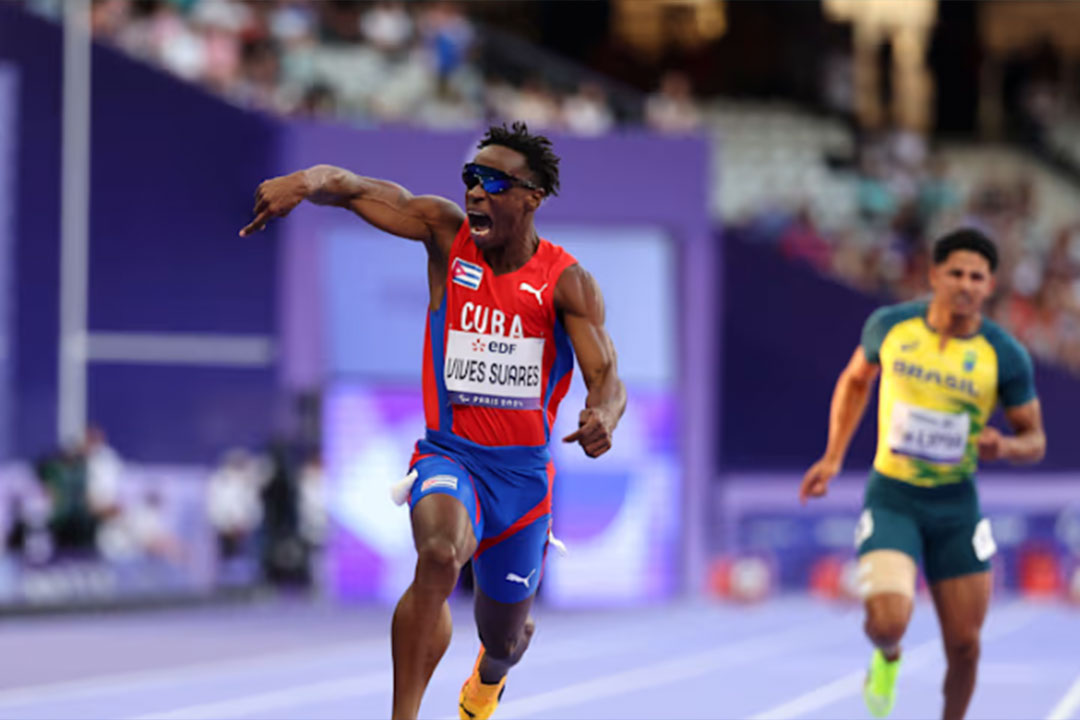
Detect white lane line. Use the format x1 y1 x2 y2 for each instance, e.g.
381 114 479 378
130 626 663 720
132 672 390 720
746 638 940 720
0 638 387 710
125 609 723 720
11 603 845 720
1047 672 1080 720
746 602 1038 720
441 613 852 720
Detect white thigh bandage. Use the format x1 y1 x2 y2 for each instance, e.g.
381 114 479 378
857 550 917 600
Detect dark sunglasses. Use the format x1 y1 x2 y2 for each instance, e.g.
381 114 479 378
462 163 540 194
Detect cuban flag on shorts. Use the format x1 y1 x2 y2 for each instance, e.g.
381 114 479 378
451 258 484 290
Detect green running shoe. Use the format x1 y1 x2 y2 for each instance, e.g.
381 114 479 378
863 649 901 718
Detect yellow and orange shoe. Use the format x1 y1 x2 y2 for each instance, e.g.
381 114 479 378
458 647 507 720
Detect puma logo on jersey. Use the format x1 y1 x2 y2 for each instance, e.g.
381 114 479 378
519 282 547 305
505 569 537 589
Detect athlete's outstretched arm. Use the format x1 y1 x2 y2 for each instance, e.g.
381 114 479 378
239 164 464 251
977 399 1046 464
800 346 881 504
555 264 626 459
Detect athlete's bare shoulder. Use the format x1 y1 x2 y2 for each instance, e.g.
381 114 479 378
553 263 601 319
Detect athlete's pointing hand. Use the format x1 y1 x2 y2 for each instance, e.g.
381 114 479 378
240 172 309 237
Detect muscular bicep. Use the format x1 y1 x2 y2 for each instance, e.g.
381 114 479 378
1002 398 1043 436
346 181 464 254
555 265 617 387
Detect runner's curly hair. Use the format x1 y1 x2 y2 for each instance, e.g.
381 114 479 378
478 122 560 197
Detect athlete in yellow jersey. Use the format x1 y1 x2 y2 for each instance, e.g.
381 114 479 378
800 229 1046 720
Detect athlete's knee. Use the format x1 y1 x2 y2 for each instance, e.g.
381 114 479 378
864 601 909 648
865 615 907 649
480 619 535 665
480 632 525 665
944 632 980 666
415 537 464 592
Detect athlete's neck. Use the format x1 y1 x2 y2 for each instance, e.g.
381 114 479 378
482 230 540 276
926 299 981 341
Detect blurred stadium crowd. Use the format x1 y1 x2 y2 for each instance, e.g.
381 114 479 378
3 426 326 596
25 0 702 135
732 126 1080 373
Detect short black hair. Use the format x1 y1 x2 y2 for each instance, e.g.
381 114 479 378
477 122 560 197
932 228 998 272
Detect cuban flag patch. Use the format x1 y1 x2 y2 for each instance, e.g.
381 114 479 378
452 257 484 290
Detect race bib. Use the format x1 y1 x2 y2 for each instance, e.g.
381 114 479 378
444 330 544 410
888 401 970 465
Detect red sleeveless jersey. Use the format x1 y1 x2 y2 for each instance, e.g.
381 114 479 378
421 222 578 447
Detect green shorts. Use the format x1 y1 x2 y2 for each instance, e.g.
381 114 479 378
855 471 996 583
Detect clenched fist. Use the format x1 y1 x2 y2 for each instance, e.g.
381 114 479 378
799 457 841 505
976 426 1006 462
562 407 616 458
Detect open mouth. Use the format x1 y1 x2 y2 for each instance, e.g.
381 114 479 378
467 211 492 237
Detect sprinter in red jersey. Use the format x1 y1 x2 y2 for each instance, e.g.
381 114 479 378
241 123 626 720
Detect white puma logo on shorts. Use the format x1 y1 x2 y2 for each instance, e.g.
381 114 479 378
505 569 537 589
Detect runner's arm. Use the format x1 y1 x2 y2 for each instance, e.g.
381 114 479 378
239 165 463 252
823 347 880 467
555 264 626 459
800 347 880 502
978 399 1046 464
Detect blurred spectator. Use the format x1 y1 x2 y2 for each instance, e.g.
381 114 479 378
205 448 264 571
260 440 311 587
97 489 182 564
360 1 413 57
297 452 327 554
318 0 363 44
645 71 701 134
90 0 131 40
296 82 337 118
563 82 616 136
416 85 482 129
83 425 123 521
503 78 562 131
856 147 898 226
777 206 831 272
917 155 961 230
416 1 474 85
36 447 96 556
4 493 52 565
231 38 285 112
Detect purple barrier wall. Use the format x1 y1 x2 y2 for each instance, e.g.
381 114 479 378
0 5 62 460
722 235 1080 472
86 33 282 463
0 7 283 462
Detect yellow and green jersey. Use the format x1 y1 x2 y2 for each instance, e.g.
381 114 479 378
862 300 1036 488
